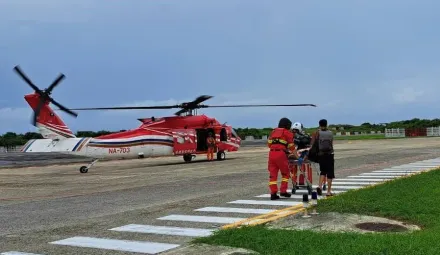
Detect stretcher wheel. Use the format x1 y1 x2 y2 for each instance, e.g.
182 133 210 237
291 184 297 194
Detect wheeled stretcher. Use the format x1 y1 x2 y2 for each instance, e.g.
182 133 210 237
288 149 314 195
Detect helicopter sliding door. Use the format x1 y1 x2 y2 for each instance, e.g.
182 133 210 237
172 129 197 155
195 128 215 152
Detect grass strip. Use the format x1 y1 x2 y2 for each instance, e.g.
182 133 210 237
193 168 440 255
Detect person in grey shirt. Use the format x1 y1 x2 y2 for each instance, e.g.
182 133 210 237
310 119 335 196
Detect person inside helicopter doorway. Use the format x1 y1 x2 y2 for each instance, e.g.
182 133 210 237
206 132 216 161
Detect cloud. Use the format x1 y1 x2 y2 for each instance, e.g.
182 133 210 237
0 107 35 134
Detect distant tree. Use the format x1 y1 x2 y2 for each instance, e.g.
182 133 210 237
3 117 440 145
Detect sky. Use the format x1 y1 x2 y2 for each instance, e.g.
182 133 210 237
1 0 440 134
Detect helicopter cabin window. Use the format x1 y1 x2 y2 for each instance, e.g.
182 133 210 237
220 128 227 141
231 128 239 138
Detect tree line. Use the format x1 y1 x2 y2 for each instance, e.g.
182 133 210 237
1 118 440 147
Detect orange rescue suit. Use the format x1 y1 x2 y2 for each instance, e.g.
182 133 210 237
206 136 216 161
267 128 295 194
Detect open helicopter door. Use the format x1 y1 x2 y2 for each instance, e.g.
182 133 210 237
172 129 197 155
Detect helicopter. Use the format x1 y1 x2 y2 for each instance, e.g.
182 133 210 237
14 65 317 174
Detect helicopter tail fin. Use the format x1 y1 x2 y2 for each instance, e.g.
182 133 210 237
24 93 76 139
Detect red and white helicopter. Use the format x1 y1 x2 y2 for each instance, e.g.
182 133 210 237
14 65 316 173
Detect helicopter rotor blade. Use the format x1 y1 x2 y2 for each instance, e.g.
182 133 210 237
13 65 78 126
66 105 180 111
198 103 317 108
46 73 66 93
13 66 42 93
50 98 78 117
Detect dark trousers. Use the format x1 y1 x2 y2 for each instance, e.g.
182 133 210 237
319 153 335 179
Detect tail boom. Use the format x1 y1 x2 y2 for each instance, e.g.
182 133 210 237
24 93 76 139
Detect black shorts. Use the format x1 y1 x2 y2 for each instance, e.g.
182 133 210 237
319 153 335 179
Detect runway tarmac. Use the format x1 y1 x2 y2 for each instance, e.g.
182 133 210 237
0 140 265 169
1 137 440 254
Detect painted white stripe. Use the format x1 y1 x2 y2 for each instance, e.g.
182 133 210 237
407 163 440 166
195 207 276 214
421 160 440 163
227 200 302 206
157 215 245 224
50 236 179 254
360 172 410 176
378 169 423 171
331 182 379 185
1 252 44 255
372 171 422 173
255 194 326 199
331 185 365 190
336 178 389 182
285 188 321 194
347 175 397 179
110 224 213 237
390 166 429 169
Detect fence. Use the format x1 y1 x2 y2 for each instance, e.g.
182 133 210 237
385 128 406 138
0 146 21 153
427 127 440 136
385 127 440 138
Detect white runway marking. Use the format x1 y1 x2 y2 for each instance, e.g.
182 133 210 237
195 207 276 214
347 175 397 179
110 224 214 237
50 236 180 254
390 166 429 169
157 215 245 224
377 168 424 171
372 170 422 173
330 182 377 185
360 172 410 176
227 200 302 206
330 185 366 190
255 195 326 201
334 178 387 182
1 252 44 255
407 163 440 166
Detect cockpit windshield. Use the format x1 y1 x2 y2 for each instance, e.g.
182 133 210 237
231 128 239 138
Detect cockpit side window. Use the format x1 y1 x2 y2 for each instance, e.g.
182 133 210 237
231 128 238 138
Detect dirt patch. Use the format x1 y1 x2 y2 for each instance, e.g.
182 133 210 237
269 212 420 234
355 222 408 232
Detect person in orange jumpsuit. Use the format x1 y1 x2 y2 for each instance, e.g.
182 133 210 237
267 117 296 200
206 132 216 161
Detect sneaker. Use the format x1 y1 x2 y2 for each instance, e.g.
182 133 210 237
280 192 291 198
270 193 280 200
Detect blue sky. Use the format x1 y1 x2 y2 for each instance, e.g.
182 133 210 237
1 0 440 134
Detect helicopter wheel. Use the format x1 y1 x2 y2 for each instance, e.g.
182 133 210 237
79 166 88 173
216 151 226 161
183 154 192 162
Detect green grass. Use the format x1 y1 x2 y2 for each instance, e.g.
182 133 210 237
193 169 440 255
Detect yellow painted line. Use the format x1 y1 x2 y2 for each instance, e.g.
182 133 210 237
220 166 440 230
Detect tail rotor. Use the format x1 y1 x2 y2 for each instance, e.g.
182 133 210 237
13 65 78 126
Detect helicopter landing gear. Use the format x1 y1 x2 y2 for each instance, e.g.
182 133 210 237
216 151 226 161
183 154 196 162
79 158 99 173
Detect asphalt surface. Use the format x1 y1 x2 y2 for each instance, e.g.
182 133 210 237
1 137 440 254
